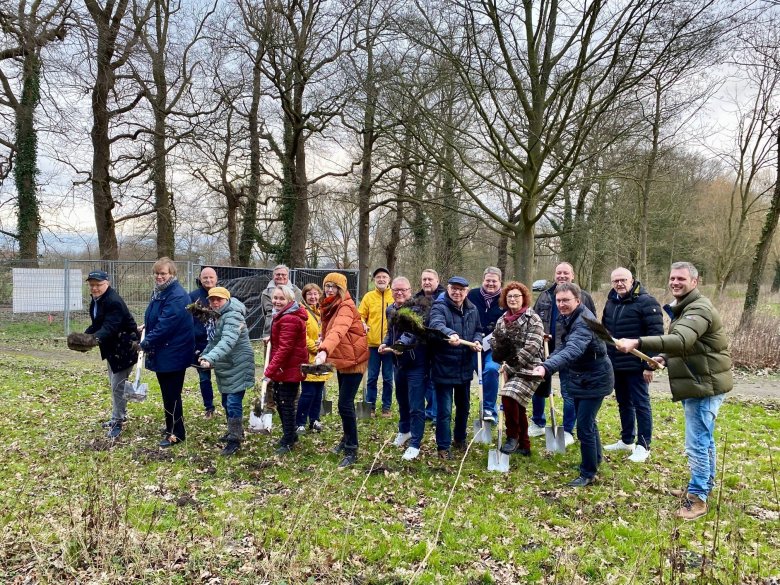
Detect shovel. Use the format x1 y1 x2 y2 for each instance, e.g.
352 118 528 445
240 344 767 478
321 381 333 417
582 316 665 370
542 339 566 453
488 401 510 473
249 342 273 434
355 371 373 419
124 330 148 402
463 340 492 444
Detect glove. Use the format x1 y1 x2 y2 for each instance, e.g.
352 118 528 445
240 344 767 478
67 333 98 352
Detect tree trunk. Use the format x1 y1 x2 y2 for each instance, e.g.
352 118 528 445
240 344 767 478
740 129 780 330
512 221 534 283
238 53 263 266
289 135 309 267
14 52 41 265
153 109 174 258
771 259 780 293
385 201 403 275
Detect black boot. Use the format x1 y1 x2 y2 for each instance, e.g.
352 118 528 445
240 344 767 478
277 384 299 449
339 449 357 468
501 437 519 454
221 417 244 457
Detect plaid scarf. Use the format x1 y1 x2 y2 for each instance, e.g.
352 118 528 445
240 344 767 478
480 287 500 309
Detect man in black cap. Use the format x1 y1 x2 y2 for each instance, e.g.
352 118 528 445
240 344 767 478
84 270 139 438
358 267 394 416
428 276 482 459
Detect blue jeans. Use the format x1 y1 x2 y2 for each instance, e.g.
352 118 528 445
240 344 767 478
574 397 604 479
614 370 653 448
434 382 470 451
474 350 499 418
296 380 325 427
338 372 363 452
396 364 426 444
531 372 575 433
221 390 245 419
560 370 576 434
199 368 214 411
367 348 394 412
424 375 437 420
683 395 726 501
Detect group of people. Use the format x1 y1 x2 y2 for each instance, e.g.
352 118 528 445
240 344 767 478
82 259 732 521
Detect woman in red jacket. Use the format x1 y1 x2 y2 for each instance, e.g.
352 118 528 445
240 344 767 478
315 272 369 468
264 285 308 455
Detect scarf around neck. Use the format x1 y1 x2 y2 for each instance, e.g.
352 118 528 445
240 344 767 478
151 276 178 300
480 287 500 309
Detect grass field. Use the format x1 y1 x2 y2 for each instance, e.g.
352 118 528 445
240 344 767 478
0 346 778 584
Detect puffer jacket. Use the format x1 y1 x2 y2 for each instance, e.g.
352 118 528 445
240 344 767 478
533 284 596 349
491 309 545 407
639 288 733 401
265 301 308 383
142 279 194 373
383 296 431 370
602 281 664 371
320 293 369 373
260 281 302 338
428 295 483 384
467 288 504 336
358 287 394 347
85 286 139 373
542 305 614 399
200 298 256 394
303 302 332 382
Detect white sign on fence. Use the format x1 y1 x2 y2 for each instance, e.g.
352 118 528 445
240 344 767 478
12 268 84 313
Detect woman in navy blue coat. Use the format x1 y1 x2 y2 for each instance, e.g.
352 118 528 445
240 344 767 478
532 283 614 487
140 257 195 447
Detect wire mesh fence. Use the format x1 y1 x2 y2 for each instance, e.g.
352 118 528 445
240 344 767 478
1 259 358 340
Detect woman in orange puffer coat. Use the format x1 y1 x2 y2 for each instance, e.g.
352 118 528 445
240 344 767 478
315 272 369 468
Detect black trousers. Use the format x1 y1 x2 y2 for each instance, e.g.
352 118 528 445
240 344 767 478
275 382 300 447
157 370 187 440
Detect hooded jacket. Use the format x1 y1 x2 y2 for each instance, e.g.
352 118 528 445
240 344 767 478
358 287 394 347
265 301 309 383
201 298 256 394
639 288 733 401
428 294 483 384
319 292 369 373
602 281 664 371
542 304 614 399
142 279 194 373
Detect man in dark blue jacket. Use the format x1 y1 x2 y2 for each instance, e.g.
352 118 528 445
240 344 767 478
84 270 139 439
189 267 218 418
466 267 504 422
428 276 482 459
414 268 446 423
602 267 663 463
530 262 596 446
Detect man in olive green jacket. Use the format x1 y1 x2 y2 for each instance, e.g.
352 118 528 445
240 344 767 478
617 262 732 521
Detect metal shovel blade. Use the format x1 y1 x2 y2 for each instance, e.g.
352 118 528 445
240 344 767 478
545 425 566 453
355 400 373 420
473 419 493 444
320 398 332 417
488 448 510 472
125 382 148 403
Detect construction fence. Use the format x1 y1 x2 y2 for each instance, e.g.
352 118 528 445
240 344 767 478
0 259 359 340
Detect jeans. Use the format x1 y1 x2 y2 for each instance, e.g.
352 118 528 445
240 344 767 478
296 380 325 427
683 394 726 501
574 397 604 479
395 364 426 444
108 364 132 421
434 382 470 451
366 347 394 411
338 372 363 452
614 370 653 448
531 392 547 427
474 350 499 418
424 375 437 420
560 370 576 434
198 368 214 411
220 390 245 419
157 370 187 440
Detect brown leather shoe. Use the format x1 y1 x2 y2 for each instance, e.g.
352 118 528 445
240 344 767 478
381 410 392 418
676 494 708 520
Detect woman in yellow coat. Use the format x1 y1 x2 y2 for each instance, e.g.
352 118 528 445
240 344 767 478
296 283 332 432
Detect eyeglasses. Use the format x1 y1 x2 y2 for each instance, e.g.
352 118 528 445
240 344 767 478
506 294 523 300
611 278 629 284
391 288 410 293
556 297 577 304
324 283 337 290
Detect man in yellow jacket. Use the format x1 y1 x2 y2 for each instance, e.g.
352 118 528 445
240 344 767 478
359 267 394 416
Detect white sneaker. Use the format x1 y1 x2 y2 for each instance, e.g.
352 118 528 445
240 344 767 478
605 439 635 452
393 432 412 447
402 446 420 460
296 425 306 434
628 445 650 463
528 423 546 438
564 432 575 447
